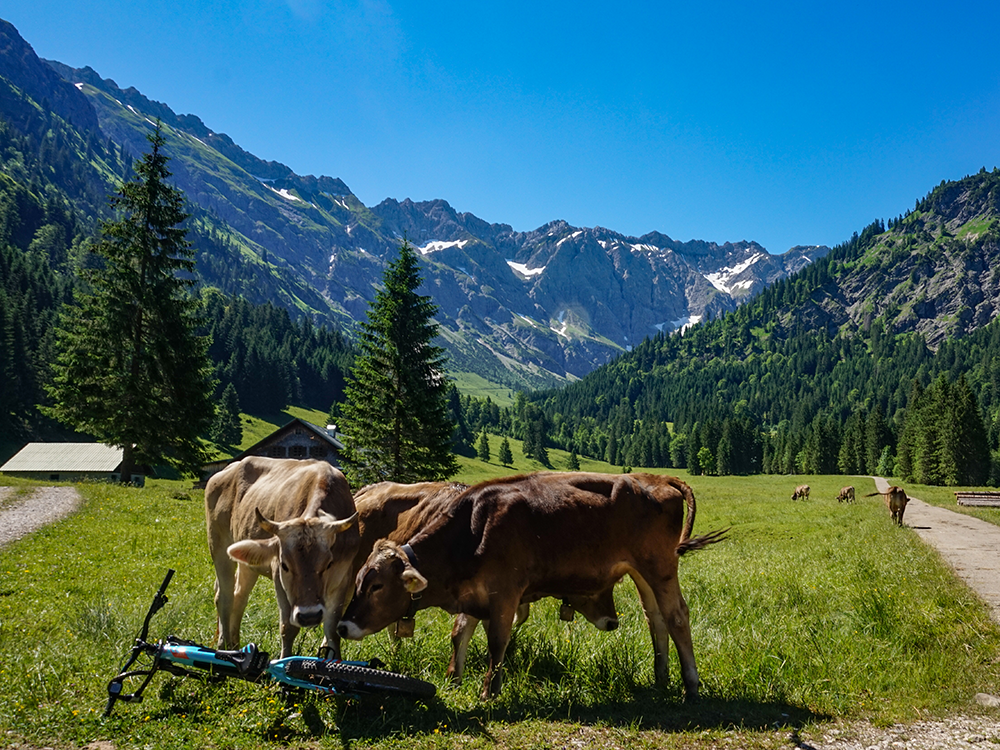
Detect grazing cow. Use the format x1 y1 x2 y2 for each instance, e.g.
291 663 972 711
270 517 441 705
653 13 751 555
791 484 810 501
864 486 909 526
837 486 855 503
352 480 621 682
339 471 724 699
205 457 360 659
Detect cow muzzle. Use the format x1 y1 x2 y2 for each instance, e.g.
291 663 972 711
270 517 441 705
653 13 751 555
337 620 364 640
292 605 324 628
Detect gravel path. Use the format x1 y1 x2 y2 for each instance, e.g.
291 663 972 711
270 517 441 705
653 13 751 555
872 477 1000 625
0 485 82 548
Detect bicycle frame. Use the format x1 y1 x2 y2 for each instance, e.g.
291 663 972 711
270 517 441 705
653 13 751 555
103 569 414 717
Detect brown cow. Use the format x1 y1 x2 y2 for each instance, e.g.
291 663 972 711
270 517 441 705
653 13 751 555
791 484 810 501
339 471 722 699
837 486 855 503
864 486 909 525
352 480 620 682
205 457 360 659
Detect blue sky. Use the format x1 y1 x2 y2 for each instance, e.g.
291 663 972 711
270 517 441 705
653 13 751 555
6 1 1000 253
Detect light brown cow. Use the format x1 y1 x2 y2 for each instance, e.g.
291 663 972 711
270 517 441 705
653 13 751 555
339 471 724 699
864 486 909 526
791 484 810 501
352 480 620 682
837 486 855 503
205 457 359 659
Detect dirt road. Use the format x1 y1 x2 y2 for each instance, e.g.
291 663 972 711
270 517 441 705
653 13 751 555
0 485 81 548
873 477 1000 625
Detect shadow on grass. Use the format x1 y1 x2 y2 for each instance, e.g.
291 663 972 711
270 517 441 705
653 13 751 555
327 687 827 745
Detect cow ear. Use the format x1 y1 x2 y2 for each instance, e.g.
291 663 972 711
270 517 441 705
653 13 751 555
228 537 279 566
400 568 428 594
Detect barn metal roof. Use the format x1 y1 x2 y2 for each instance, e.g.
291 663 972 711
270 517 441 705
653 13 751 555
0 443 124 473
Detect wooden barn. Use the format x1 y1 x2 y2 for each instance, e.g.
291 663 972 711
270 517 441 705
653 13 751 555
200 418 345 483
0 443 147 485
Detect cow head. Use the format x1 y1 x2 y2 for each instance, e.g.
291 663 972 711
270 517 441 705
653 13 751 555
227 508 358 629
564 586 620 631
337 540 427 640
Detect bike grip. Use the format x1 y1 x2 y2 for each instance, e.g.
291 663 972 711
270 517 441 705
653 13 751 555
157 569 175 597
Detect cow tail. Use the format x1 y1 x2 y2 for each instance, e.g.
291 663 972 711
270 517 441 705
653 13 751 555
678 480 696 545
677 527 729 556
862 491 882 498
674 480 729 556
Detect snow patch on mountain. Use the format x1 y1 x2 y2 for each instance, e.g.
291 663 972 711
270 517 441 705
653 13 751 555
419 240 469 255
656 314 703 334
704 253 766 293
269 186 305 203
556 230 583 247
508 260 546 277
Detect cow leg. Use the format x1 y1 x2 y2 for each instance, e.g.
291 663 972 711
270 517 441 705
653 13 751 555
655 577 700 700
481 602 518 699
629 573 672 687
274 579 300 658
447 613 479 684
212 555 238 649
227 563 259 649
320 588 349 660
513 602 531 627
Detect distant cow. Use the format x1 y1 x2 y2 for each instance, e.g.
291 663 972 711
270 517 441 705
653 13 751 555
352 480 621 682
865 486 909 526
205 457 360 659
837 486 855 503
792 484 810 501
340 471 724 699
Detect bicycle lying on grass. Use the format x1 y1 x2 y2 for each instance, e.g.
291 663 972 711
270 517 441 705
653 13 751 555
104 569 436 717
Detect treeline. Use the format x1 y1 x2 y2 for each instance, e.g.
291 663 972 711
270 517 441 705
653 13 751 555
203 292 353 415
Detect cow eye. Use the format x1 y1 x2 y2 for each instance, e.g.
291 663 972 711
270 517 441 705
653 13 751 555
281 562 289 572
369 583 383 594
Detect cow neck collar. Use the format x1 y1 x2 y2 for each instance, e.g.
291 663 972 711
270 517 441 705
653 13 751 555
399 543 422 624
400 543 418 568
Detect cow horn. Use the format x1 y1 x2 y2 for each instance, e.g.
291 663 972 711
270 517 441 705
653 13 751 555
319 510 358 533
255 507 281 536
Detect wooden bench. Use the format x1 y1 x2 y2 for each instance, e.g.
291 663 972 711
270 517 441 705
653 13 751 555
955 491 1000 507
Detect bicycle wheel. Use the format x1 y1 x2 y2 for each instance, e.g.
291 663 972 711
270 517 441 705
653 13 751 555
283 658 436 700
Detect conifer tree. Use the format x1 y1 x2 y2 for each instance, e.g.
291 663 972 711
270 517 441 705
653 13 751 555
477 429 491 463
210 382 243 447
498 437 513 467
567 447 580 471
339 240 458 485
44 123 214 480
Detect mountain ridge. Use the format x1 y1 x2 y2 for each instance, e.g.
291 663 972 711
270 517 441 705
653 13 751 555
0 16 829 389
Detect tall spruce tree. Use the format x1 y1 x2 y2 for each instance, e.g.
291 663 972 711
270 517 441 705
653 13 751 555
44 123 214 480
339 240 458 485
498 437 513 467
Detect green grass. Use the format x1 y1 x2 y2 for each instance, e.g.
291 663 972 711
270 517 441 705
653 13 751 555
456 432 639 483
0 473 998 749
449 371 516 406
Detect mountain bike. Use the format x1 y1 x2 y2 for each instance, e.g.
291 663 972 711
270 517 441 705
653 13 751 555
103 569 436 717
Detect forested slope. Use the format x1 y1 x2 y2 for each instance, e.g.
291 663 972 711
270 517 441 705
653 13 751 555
525 172 1000 485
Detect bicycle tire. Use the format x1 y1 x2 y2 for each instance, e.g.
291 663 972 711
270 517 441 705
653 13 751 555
284 659 436 700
